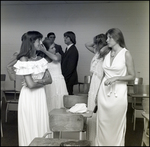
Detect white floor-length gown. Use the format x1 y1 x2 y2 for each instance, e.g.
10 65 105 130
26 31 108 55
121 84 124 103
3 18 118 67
95 48 128 146
87 53 104 145
14 58 50 146
45 61 68 113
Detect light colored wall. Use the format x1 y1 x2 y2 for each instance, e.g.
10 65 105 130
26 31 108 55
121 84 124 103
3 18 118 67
1 1 149 88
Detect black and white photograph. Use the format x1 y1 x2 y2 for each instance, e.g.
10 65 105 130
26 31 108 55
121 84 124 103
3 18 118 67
1 1 149 146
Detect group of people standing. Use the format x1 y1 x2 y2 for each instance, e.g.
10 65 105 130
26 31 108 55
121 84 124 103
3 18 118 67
7 28 135 146
36 31 79 113
7 31 79 146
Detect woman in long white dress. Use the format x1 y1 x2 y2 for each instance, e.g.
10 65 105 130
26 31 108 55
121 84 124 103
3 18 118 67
13 31 52 146
85 34 110 145
95 28 135 146
38 39 68 113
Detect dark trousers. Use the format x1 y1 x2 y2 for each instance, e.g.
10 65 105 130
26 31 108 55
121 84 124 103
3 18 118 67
66 84 74 95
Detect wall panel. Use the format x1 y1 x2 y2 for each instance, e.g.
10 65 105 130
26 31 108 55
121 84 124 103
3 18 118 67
1 1 149 84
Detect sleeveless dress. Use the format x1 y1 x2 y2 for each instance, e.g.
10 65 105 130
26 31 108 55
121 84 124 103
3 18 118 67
95 48 128 146
45 61 68 113
87 53 104 146
13 58 50 146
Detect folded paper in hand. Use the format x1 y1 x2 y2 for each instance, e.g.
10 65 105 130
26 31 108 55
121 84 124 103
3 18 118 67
68 103 87 113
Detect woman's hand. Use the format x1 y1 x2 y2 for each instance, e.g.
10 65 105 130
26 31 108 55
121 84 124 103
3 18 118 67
13 51 18 57
104 77 118 86
22 80 27 87
39 44 47 52
56 52 61 56
36 80 43 85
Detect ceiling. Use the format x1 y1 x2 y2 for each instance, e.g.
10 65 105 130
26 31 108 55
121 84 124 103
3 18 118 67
1 1 127 5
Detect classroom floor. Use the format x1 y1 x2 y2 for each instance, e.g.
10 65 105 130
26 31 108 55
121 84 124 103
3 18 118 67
1 93 144 146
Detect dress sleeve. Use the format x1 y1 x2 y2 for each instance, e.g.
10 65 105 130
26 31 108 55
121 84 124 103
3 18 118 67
13 58 48 75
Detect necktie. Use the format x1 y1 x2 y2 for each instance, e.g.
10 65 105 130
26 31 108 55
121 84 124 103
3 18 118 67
65 47 68 53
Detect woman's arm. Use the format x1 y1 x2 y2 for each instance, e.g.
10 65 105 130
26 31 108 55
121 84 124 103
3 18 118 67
95 72 105 105
36 69 52 85
40 45 61 62
85 41 96 54
6 52 18 81
104 51 135 86
20 57 52 89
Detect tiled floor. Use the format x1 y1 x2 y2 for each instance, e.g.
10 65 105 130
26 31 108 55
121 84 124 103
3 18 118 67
1 93 144 146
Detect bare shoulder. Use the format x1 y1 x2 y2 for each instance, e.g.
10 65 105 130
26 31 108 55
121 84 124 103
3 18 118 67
125 50 132 58
20 56 28 61
125 49 134 63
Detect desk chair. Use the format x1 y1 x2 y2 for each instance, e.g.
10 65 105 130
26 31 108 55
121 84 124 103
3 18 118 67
1 123 3 138
127 77 143 97
77 75 91 94
141 112 149 146
129 85 149 131
29 95 91 146
29 110 91 146
128 77 143 85
47 94 91 140
63 94 89 139
1 74 19 122
48 108 92 140
63 95 88 109
49 108 85 139
83 75 91 94
29 136 91 146
1 92 3 137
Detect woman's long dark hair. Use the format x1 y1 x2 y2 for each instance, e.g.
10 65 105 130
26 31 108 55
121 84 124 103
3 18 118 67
17 31 43 60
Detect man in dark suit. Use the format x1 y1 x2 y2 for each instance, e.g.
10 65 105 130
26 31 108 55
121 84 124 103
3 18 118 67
46 32 64 56
61 31 79 95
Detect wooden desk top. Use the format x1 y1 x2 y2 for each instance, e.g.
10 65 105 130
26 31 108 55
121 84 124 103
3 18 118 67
29 138 78 146
3 90 20 93
127 84 134 86
50 108 93 118
29 138 91 146
128 94 149 98
141 112 149 120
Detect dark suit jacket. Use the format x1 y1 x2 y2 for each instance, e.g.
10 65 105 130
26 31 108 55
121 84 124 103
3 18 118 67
54 43 64 56
61 45 79 85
